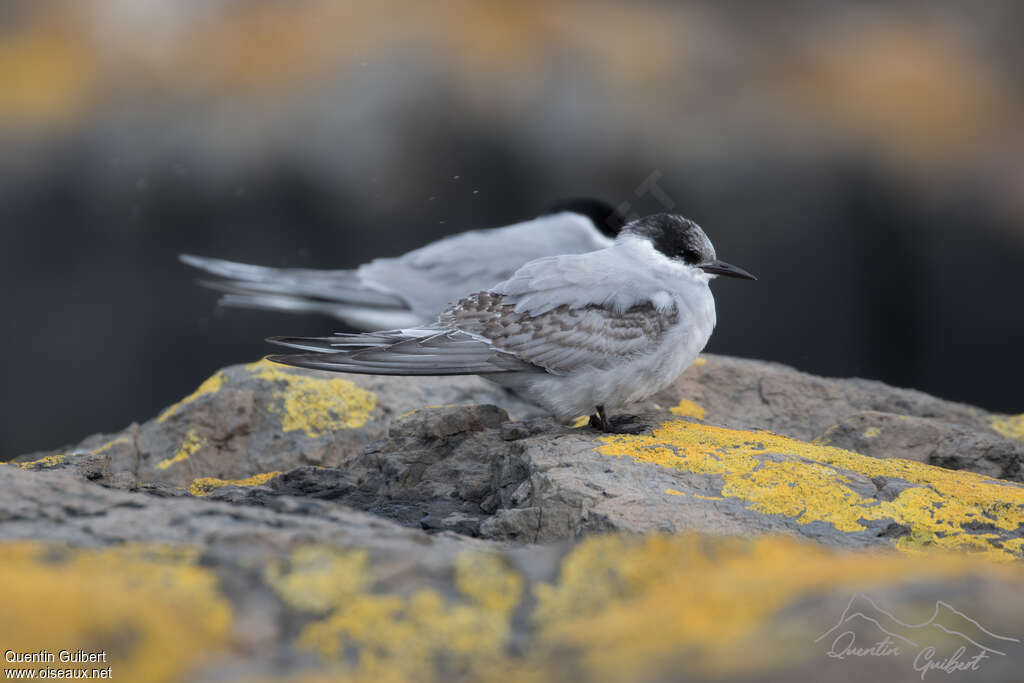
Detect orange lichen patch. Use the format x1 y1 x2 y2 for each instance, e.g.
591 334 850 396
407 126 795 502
245 360 377 437
189 471 282 496
597 420 1024 561
531 534 1024 679
157 371 226 423
0 542 232 683
990 413 1024 442
669 399 706 419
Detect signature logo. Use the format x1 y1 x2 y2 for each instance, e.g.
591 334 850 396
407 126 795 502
815 594 1021 679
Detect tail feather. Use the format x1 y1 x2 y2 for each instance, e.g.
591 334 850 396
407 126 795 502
180 253 409 309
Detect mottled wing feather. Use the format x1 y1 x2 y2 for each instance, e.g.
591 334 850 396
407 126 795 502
441 291 678 375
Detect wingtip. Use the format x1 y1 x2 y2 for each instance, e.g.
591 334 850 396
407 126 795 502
263 353 314 369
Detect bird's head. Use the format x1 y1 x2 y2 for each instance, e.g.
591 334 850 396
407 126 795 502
620 213 756 281
543 197 626 238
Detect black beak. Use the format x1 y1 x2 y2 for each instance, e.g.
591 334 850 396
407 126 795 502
700 259 757 281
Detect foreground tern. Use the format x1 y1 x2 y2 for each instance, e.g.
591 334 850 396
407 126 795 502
181 198 623 331
267 213 755 433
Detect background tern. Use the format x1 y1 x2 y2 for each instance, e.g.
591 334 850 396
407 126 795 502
181 198 623 331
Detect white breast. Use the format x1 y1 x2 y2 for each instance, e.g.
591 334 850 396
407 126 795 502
512 281 716 420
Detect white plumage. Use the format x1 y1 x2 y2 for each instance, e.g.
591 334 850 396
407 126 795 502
268 214 755 431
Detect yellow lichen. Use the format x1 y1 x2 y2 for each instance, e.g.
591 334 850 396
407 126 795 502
265 547 371 614
597 420 1024 561
990 413 1024 441
0 542 232 683
531 533 1024 680
156 428 204 471
812 424 839 445
7 535 1024 683
189 471 282 496
863 426 881 438
157 371 225 423
669 398 706 419
93 436 132 454
264 546 522 680
665 488 686 496
16 453 68 469
246 359 377 437
693 357 707 367
15 435 133 470
572 416 590 428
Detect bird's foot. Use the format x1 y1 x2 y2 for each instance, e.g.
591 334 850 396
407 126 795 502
589 407 647 434
604 414 647 434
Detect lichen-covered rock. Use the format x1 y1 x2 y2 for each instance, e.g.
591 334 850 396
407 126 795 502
11 359 540 490
230 404 1022 560
3 463 1024 683
9 355 1024 559
6 354 1024 680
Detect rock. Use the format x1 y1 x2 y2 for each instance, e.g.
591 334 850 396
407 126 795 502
814 410 1024 480
5 354 1024 681
11 359 541 490
9 355 1024 556
3 463 1024 683
669 355 1012 441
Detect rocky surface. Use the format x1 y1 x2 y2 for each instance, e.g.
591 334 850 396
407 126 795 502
5 354 1024 682
5 465 1024 683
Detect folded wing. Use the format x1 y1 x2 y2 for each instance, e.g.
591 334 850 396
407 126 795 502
267 288 678 377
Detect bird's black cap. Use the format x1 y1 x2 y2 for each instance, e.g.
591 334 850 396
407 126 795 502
625 213 757 280
543 198 625 238
624 213 715 265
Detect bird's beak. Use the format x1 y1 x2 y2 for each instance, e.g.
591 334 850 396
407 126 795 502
700 259 757 281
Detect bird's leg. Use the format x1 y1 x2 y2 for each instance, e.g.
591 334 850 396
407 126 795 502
589 405 646 435
589 406 612 432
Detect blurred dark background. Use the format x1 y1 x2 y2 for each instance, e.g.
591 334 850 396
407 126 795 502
3 0 1023 457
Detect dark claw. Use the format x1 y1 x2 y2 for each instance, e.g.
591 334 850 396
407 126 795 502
605 414 647 435
589 407 647 434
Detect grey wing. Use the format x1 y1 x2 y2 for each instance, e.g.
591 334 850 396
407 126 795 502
267 327 533 376
267 288 678 377
440 291 679 375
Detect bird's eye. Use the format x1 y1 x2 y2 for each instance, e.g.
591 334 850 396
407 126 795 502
679 248 701 264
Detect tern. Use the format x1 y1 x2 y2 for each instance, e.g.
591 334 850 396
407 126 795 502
181 198 623 331
267 213 755 433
